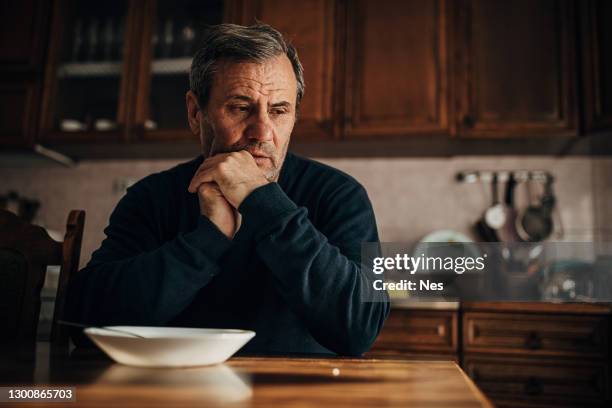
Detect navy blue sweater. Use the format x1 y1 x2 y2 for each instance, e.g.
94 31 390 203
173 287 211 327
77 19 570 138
67 152 389 355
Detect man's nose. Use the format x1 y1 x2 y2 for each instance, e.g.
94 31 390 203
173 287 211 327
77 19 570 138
245 109 274 142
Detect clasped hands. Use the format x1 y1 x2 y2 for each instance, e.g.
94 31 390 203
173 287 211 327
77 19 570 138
188 151 269 239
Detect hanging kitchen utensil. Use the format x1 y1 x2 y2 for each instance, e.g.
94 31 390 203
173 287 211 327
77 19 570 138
475 173 502 242
502 175 545 275
497 173 520 243
552 205 565 240
516 175 556 242
485 173 507 230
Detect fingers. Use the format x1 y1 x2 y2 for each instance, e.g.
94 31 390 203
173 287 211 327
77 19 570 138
188 158 222 193
188 169 215 193
188 155 224 193
188 151 256 193
197 182 222 196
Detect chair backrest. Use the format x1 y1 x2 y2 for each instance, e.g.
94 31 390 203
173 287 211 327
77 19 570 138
0 209 85 350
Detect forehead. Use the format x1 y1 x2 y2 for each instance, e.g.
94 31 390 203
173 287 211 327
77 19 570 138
210 55 297 101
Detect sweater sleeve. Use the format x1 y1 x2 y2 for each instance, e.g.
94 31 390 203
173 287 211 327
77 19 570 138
66 179 232 328
238 182 390 356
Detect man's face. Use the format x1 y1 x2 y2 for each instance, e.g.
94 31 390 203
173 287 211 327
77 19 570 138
187 54 298 181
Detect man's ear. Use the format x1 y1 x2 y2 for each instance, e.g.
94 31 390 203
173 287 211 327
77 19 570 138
186 91 202 136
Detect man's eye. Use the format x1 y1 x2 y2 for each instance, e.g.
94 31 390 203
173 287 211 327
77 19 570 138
270 108 288 116
231 105 250 113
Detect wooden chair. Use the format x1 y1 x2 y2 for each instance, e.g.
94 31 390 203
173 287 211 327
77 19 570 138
0 209 85 351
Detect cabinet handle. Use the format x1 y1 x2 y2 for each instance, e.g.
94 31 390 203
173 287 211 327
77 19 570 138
525 331 542 350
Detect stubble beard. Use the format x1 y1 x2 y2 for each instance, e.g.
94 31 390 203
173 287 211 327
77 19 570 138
200 116 289 182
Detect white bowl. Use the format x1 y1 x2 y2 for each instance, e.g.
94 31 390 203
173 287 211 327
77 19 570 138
84 327 255 367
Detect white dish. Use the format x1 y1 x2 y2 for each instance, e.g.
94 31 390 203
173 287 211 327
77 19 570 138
94 118 117 131
84 326 255 367
60 119 86 132
419 229 474 244
413 229 482 271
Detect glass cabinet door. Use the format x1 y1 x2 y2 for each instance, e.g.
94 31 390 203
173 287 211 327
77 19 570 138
142 0 224 134
47 0 130 137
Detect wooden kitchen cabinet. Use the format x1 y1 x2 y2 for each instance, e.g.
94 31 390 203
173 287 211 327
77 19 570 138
343 0 450 138
0 0 51 148
0 79 43 148
133 0 337 142
580 0 612 132
373 303 611 406
454 0 577 138
39 0 336 145
462 302 612 408
368 308 459 359
134 0 227 141
0 0 51 70
3 0 611 156
464 355 609 408
235 0 337 141
39 0 232 145
463 311 609 358
39 0 136 144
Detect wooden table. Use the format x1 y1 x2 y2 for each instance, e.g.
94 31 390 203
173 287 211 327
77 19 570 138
0 344 492 407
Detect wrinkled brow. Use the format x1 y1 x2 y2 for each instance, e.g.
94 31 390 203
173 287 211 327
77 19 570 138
226 94 292 108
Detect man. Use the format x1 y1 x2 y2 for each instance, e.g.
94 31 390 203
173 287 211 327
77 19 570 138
67 23 389 356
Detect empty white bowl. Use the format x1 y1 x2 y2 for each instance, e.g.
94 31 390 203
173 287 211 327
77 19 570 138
84 327 255 367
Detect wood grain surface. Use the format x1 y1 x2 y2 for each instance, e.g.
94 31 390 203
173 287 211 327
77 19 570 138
0 344 492 408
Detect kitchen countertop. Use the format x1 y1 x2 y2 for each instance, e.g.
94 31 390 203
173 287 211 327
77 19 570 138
390 300 612 313
391 298 460 310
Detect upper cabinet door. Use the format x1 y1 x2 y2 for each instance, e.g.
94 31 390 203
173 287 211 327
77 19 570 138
40 0 135 143
455 0 576 137
344 0 450 138
238 0 337 141
135 0 226 141
0 0 51 148
581 0 612 132
0 0 51 70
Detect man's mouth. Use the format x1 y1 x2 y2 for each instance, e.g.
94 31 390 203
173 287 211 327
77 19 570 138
246 150 270 158
246 150 273 165
252 156 272 166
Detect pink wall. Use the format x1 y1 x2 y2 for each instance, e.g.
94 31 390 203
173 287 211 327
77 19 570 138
1 155 609 268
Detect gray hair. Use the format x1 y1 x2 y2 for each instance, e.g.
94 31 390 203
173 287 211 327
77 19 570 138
189 23 305 112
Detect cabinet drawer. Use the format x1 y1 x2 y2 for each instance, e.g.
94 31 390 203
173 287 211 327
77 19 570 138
463 312 609 357
370 309 458 354
464 355 609 407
